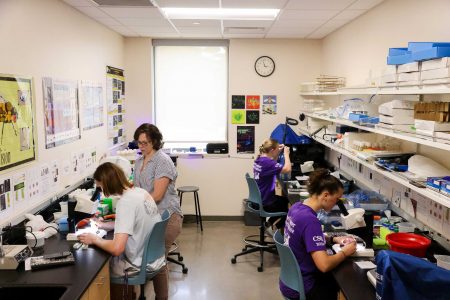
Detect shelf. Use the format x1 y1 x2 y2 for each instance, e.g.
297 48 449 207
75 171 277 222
310 135 450 208
299 86 450 96
303 112 450 152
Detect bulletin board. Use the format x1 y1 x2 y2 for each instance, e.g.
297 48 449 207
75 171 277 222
106 66 125 148
0 74 36 171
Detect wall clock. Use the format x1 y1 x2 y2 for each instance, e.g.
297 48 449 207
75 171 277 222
255 56 275 77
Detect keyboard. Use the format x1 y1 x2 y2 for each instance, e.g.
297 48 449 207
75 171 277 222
30 253 75 270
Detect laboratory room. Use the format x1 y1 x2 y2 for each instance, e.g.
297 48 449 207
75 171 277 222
2 0 450 300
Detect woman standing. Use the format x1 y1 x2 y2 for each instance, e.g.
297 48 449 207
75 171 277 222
253 138 291 231
133 123 183 300
280 169 356 300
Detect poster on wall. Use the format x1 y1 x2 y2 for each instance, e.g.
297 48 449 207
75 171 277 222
246 95 260 109
0 175 13 218
231 95 245 109
246 110 260 124
106 66 125 148
81 81 103 130
0 74 35 171
262 95 277 115
237 126 255 154
231 109 245 124
42 77 80 148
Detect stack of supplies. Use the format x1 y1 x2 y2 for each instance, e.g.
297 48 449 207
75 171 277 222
377 100 415 131
380 65 397 87
414 102 450 136
421 57 450 87
315 75 345 92
397 62 420 88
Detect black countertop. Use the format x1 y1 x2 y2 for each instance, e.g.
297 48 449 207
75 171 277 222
0 233 111 300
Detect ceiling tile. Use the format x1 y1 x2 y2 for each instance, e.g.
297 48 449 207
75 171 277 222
285 0 355 10
171 19 221 27
333 9 366 20
130 26 178 35
179 33 224 38
177 27 221 34
74 6 111 18
266 32 308 38
99 7 163 18
117 17 172 26
274 19 325 27
221 0 288 9
107 25 139 36
96 17 122 26
223 20 274 28
279 9 339 20
348 0 384 10
222 33 265 38
154 0 220 8
63 0 97 6
320 18 351 28
307 27 336 38
268 27 314 35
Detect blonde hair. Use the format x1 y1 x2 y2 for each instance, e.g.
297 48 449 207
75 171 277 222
258 138 279 156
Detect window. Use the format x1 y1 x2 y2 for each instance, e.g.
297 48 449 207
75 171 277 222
153 40 228 150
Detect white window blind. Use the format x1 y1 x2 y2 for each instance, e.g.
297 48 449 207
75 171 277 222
153 40 228 148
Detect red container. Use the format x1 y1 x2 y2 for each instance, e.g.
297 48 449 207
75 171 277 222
386 233 431 257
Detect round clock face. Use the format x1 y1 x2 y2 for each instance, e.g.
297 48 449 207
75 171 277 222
255 56 275 77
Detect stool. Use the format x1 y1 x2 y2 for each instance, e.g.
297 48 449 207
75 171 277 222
177 186 203 231
168 242 188 274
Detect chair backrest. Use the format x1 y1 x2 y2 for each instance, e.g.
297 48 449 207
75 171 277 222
245 172 263 208
138 209 170 279
274 230 306 300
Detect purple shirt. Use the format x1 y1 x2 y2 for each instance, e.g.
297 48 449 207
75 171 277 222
253 156 283 206
280 202 326 297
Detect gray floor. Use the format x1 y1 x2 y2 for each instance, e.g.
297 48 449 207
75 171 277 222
144 221 284 300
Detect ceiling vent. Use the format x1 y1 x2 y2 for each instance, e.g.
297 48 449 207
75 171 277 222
91 0 155 6
224 27 266 34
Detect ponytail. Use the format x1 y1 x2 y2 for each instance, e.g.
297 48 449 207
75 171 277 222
258 138 279 157
307 168 343 196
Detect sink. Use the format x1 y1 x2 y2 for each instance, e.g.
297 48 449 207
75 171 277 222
0 286 67 299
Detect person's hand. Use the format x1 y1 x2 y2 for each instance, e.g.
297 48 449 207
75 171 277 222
278 144 285 150
341 240 357 257
78 233 98 245
283 146 290 156
333 236 354 245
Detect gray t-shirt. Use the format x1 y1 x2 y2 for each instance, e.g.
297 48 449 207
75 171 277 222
133 150 182 216
114 187 161 266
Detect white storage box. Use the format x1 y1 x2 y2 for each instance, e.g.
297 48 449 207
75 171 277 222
421 57 450 71
378 100 416 115
381 73 397 83
379 107 414 118
421 67 450 80
383 65 397 75
422 77 450 84
377 123 415 132
379 114 414 125
415 119 450 136
397 72 420 82
435 131 450 140
398 62 419 73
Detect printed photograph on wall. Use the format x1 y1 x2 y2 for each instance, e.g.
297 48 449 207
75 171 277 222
231 109 245 124
231 95 245 109
0 74 36 171
246 110 260 124
237 126 255 153
246 95 260 109
107 66 126 148
262 95 277 115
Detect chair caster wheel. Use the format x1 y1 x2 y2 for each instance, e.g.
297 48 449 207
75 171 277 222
257 266 263 272
179 256 184 262
242 248 246 252
231 258 236 264
182 268 188 274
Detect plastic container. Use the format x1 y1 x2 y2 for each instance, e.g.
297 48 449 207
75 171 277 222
386 233 431 257
434 255 450 270
397 222 415 233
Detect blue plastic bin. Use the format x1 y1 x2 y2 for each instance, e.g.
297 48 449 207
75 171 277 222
412 47 450 61
408 42 450 52
387 53 413 65
388 48 408 56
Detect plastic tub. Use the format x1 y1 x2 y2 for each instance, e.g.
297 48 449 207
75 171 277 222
397 222 415 233
434 255 450 270
386 233 431 257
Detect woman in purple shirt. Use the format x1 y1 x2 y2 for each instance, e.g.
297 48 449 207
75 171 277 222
253 138 291 229
281 169 357 300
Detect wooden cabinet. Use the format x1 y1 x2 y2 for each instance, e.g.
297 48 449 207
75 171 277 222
80 262 110 300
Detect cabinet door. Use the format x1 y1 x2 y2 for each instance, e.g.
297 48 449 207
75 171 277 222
89 263 110 300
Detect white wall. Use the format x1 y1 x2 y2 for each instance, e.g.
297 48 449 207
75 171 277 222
0 0 124 226
124 38 321 215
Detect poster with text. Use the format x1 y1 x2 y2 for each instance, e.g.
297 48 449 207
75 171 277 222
42 77 80 148
262 95 277 115
81 81 103 130
106 66 125 148
237 126 255 154
0 74 35 171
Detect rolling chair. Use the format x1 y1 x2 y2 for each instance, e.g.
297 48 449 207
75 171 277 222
274 230 306 300
231 173 287 272
110 210 170 300
168 242 188 274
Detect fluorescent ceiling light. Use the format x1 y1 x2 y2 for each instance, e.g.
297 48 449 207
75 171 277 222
161 8 280 20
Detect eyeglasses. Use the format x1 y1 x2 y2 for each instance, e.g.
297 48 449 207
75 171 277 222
137 140 150 146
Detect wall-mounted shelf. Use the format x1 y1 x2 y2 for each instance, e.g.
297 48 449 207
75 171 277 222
303 112 450 152
309 134 450 208
299 86 450 96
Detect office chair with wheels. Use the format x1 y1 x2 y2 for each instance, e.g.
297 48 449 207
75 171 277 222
110 210 170 300
168 241 188 274
274 230 306 300
231 173 287 272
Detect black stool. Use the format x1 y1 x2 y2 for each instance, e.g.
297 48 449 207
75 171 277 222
177 186 203 231
167 242 188 274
